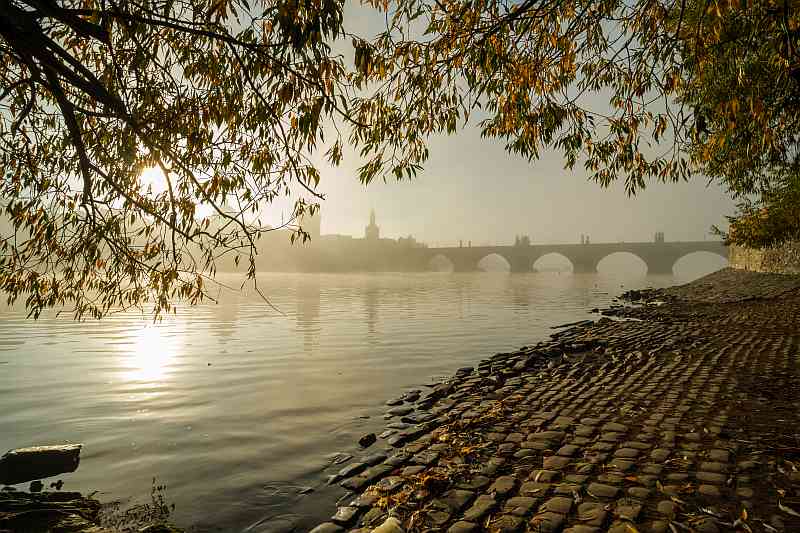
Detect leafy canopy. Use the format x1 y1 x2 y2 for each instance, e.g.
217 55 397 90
2 0 799 319
356 0 800 236
0 0 422 318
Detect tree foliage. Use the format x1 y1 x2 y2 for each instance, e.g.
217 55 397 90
2 0 799 319
356 0 800 236
0 0 422 318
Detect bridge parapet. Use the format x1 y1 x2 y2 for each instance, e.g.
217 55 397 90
417 241 728 274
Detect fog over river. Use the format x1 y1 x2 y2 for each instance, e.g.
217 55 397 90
0 254 726 531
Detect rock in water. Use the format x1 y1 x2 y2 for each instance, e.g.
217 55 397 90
358 433 377 448
371 516 405 533
0 444 82 485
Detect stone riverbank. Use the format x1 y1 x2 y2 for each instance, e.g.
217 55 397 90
310 268 800 533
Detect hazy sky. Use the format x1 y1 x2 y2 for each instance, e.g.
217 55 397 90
313 124 736 247
304 3 738 247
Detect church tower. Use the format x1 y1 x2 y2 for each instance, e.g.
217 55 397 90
365 209 380 240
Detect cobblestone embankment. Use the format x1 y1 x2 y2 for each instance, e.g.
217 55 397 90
311 268 800 533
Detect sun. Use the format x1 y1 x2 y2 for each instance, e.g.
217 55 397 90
139 166 168 195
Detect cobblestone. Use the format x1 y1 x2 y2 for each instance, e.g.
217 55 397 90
309 269 800 533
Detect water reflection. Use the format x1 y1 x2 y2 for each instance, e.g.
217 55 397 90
296 279 321 353
124 325 179 382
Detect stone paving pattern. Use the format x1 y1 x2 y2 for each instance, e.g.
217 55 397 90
311 269 800 533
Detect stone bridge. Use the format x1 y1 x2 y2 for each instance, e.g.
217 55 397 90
413 241 728 274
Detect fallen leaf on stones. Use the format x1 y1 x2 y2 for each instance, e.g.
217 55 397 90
625 525 640 533
670 496 686 504
741 507 748 522
760 521 779 532
778 501 800 517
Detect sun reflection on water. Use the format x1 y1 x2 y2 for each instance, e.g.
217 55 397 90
124 325 180 382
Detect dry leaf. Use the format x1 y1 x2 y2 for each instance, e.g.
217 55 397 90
779 501 800 517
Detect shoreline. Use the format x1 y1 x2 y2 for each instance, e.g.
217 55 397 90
310 268 800 533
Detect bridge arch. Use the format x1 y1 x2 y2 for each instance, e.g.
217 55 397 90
596 252 648 276
477 253 511 273
428 253 455 272
672 251 729 279
532 252 574 273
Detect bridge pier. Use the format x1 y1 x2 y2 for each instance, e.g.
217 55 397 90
509 256 531 273
571 260 597 274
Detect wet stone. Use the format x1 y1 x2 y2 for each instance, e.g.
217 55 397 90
596 473 624 485
520 481 551 497
340 475 370 491
696 471 727 484
331 506 359 525
607 459 635 472
337 462 366 479
506 433 525 443
448 521 479 533
708 449 730 462
541 496 573 514
600 432 624 443
487 432 508 443
375 476 404 492
401 465 425 476
627 487 650 499
699 484 722 497
530 431 566 442
489 476 516 496
426 509 452 527
699 461 728 473
613 448 640 459
463 494 496 521
641 464 663 475
529 511 565 532
363 453 387 466
504 496 538 517
602 422 628 432
587 482 619 499
564 527 601 533
491 514 523 532
577 502 607 526
530 470 560 482
622 441 652 450
656 500 676 519
554 483 581 495
412 450 440 466
557 444 580 457
350 493 380 508
360 507 386 527
543 455 571 470
437 489 475 512
455 475 491 490
614 500 642 521
387 406 414 416
384 453 410 467
498 443 518 455
309 523 344 533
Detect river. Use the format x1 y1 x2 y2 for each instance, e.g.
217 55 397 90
0 258 725 531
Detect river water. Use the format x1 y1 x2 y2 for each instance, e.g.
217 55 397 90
0 259 724 531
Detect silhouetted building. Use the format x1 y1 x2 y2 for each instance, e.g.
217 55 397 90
365 209 380 240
